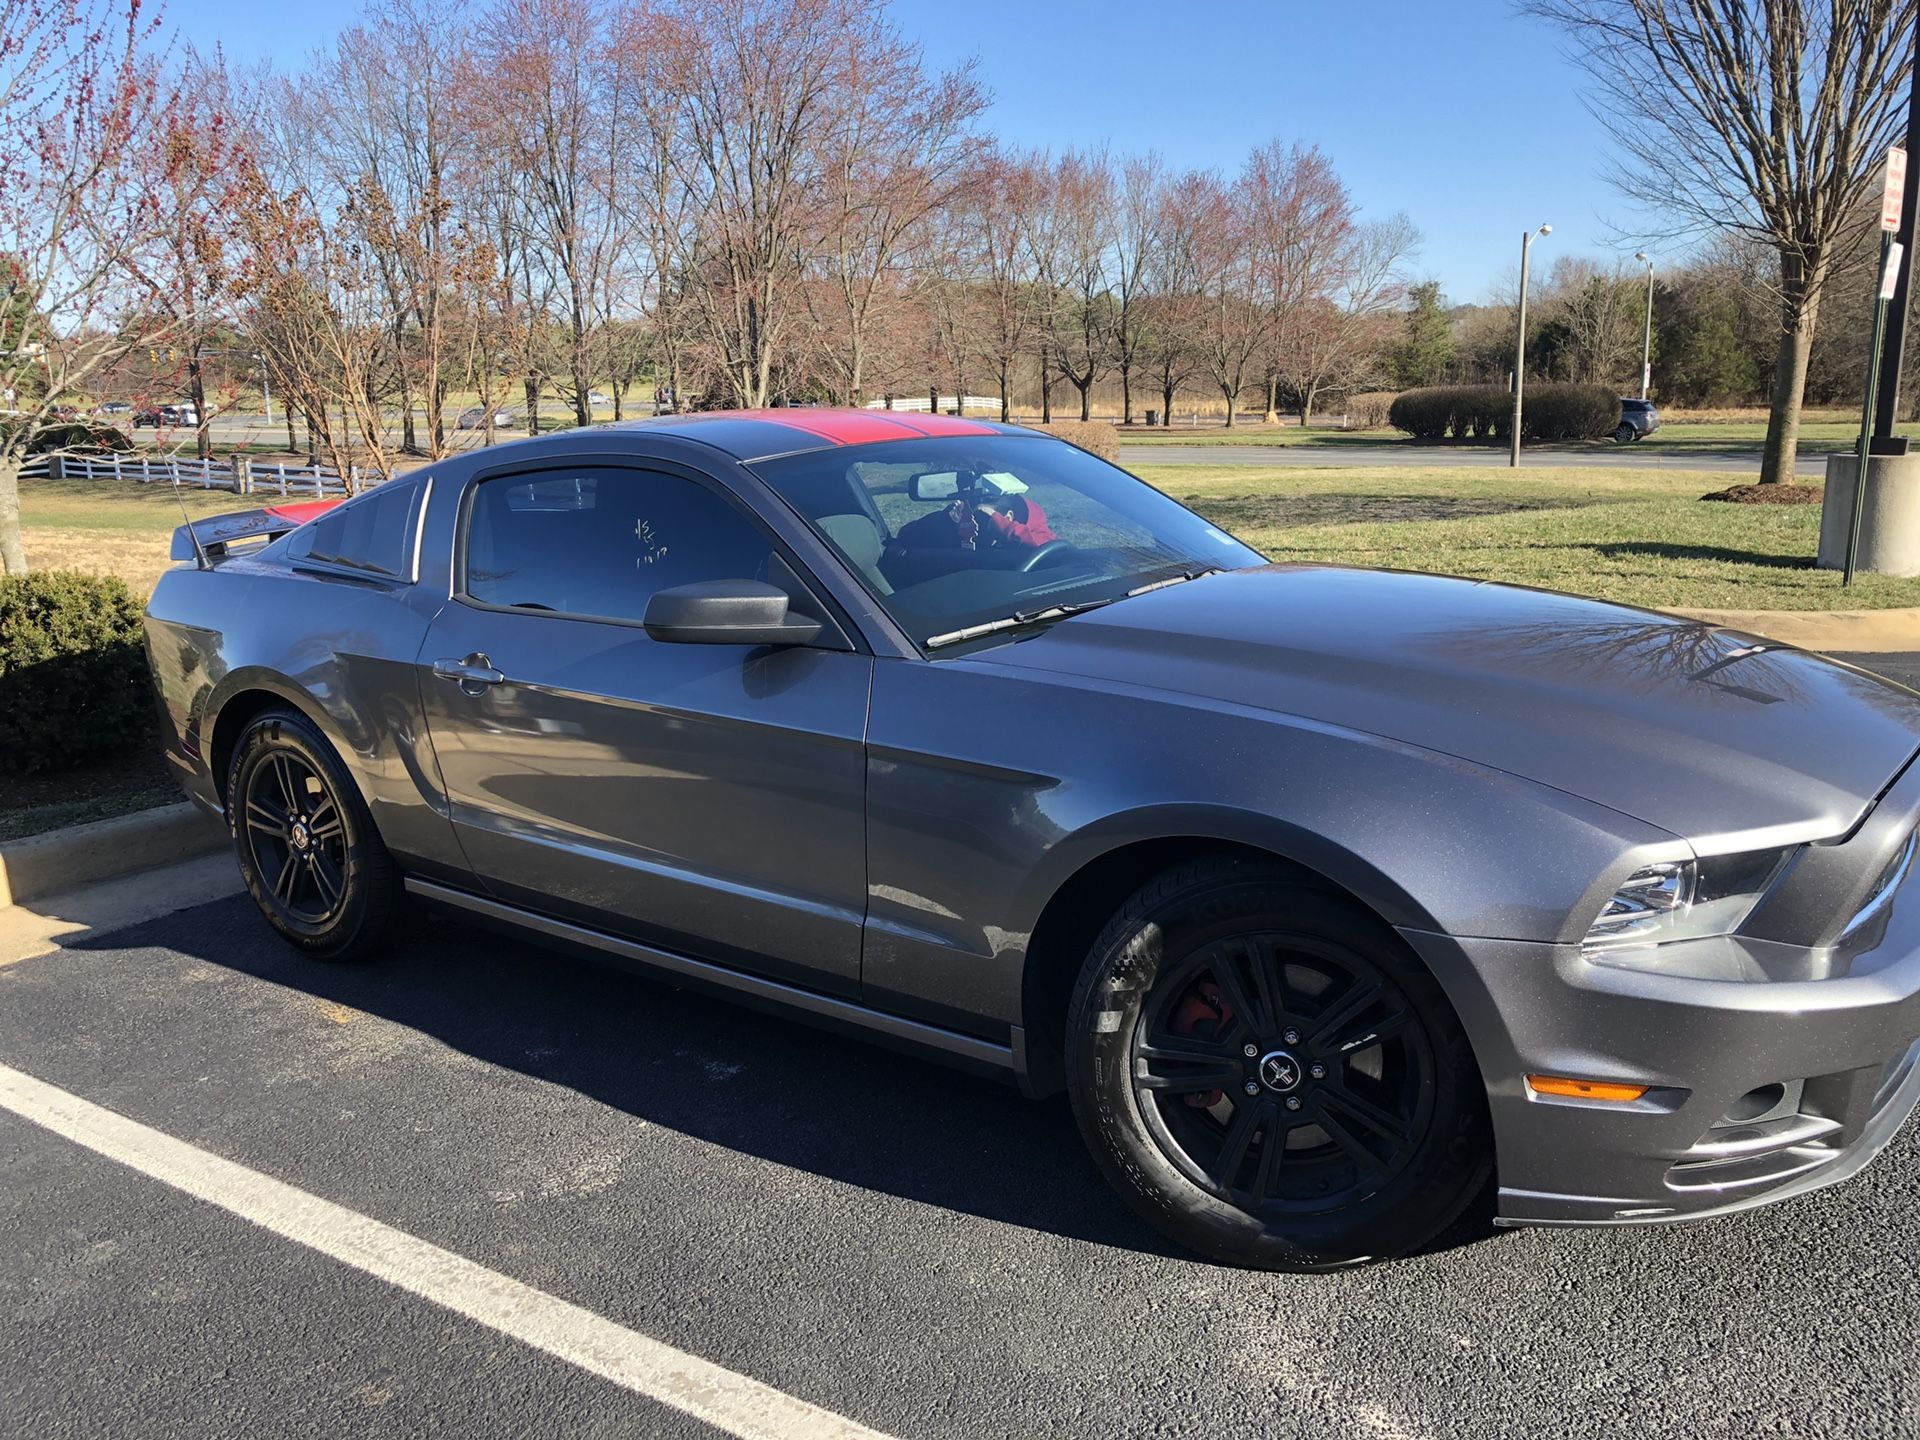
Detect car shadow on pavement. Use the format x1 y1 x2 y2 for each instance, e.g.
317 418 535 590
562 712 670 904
81 894 1502 1266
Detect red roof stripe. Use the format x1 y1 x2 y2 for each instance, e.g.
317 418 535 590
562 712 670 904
262 499 343 524
725 408 997 446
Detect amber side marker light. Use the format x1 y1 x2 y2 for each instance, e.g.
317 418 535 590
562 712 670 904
1526 1075 1650 1103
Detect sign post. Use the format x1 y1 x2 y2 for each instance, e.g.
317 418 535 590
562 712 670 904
1846 150 1909 585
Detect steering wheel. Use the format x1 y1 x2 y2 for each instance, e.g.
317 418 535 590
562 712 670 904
1014 539 1074 573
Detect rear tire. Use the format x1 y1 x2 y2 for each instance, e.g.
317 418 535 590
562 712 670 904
1066 856 1490 1271
1613 422 1636 443
226 708 405 964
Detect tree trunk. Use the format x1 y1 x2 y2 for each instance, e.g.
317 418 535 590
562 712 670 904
1759 252 1821 485
1078 381 1091 422
284 408 297 454
1223 384 1237 428
1040 344 1052 424
1301 385 1316 428
1263 374 1279 425
0 455 26 575
524 375 541 435
188 354 211 460
1121 362 1133 425
1162 380 1175 426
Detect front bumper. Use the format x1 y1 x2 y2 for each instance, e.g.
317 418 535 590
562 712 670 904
1400 735 1920 1228
1404 919 1920 1226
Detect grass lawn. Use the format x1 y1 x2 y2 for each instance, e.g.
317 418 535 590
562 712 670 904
1131 463 1920 612
20 477 242 598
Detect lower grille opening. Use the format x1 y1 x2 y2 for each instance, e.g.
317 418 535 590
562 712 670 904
1666 1079 1843 1195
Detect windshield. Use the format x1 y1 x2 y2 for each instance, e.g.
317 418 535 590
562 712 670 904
750 435 1260 649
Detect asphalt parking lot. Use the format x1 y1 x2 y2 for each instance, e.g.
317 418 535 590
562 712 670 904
4 656 1920 1439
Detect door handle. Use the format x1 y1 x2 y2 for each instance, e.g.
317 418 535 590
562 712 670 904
432 654 507 693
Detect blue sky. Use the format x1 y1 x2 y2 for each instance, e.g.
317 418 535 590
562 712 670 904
164 0 1635 300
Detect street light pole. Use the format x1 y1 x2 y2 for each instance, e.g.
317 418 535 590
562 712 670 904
1634 252 1655 400
1510 224 1551 468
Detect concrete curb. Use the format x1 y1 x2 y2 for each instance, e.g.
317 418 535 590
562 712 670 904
0 803 227 909
1674 606 1920 652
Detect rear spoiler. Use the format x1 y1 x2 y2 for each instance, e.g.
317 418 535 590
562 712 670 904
170 499 343 563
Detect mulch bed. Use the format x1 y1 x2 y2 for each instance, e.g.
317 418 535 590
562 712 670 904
0 738 178 842
1700 483 1824 505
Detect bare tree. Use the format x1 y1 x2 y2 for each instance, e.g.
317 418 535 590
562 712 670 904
1044 149 1117 422
806 45 984 404
1193 165 1262 428
1111 153 1162 425
1524 0 1915 482
319 0 467 454
967 150 1043 422
1139 168 1215 426
472 0 628 427
1272 214 1418 425
659 0 882 408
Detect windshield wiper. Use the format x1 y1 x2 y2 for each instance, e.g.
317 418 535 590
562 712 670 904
1126 565 1224 597
925 596 1122 650
925 568 1225 651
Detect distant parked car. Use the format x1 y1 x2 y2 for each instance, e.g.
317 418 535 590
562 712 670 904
458 407 526 433
1614 398 1659 443
96 401 132 416
133 402 199 428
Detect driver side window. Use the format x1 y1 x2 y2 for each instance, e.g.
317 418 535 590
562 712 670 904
465 467 772 624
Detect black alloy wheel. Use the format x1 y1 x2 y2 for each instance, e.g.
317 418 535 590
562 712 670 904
226 708 405 963
243 749 350 928
1132 934 1436 1217
1067 857 1491 1271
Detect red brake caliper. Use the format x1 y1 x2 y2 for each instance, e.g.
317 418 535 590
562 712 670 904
1170 980 1235 1108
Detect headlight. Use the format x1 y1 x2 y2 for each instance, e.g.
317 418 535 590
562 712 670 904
1583 848 1795 953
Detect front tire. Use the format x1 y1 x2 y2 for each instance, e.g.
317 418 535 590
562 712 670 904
226 708 405 963
1066 857 1490 1270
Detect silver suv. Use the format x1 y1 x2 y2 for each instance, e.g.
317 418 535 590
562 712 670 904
1615 397 1660 442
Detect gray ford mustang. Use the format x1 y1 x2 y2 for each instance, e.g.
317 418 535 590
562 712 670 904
144 410 1920 1270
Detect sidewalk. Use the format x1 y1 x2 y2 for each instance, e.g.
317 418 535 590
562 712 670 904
0 852 241 967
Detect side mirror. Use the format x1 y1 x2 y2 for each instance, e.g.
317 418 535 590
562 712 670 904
643 580 823 647
907 470 961 502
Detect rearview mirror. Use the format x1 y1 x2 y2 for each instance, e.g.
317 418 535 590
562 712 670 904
643 580 823 647
907 470 961 501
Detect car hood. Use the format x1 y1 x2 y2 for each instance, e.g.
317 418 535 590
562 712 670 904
974 564 1920 845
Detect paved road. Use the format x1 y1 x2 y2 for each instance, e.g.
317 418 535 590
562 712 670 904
3 655 1919 1439
1121 442 1829 474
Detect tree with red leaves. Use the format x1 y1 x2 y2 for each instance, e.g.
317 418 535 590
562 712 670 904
0 0 235 574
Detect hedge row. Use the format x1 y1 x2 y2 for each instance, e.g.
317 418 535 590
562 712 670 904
0 571 153 772
1025 419 1120 463
1388 384 1621 443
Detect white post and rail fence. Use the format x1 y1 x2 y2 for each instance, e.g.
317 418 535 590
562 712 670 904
37 453 371 497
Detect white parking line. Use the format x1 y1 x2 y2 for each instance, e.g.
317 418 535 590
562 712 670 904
0 1061 889 1440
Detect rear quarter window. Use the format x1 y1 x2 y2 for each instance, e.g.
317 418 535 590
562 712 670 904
284 478 422 579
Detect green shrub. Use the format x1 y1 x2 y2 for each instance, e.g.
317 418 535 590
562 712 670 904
1390 383 1619 444
0 571 152 772
1522 384 1621 441
1388 385 1509 442
0 418 133 456
1025 418 1120 463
